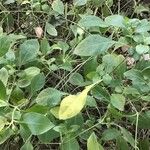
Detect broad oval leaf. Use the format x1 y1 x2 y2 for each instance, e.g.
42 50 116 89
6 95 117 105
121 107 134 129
74 35 115 56
23 112 54 135
19 39 39 65
52 0 64 15
87 132 104 150
102 128 121 141
59 82 99 120
110 94 125 111
78 15 108 28
105 15 125 28
36 88 65 106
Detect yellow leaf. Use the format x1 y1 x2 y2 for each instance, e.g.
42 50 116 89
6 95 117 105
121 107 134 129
59 82 100 120
50 106 60 119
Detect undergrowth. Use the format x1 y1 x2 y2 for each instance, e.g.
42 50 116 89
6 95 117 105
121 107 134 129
0 0 150 149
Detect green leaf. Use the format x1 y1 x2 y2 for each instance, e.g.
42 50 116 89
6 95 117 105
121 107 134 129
0 100 8 107
46 23 58 36
87 132 104 150
136 44 149 54
120 127 135 147
73 0 87 6
130 111 150 129
24 67 40 80
105 15 125 28
19 39 39 65
91 85 110 102
20 141 33 150
36 88 64 107
142 66 150 78
10 86 24 104
78 15 108 28
102 128 121 141
52 0 64 15
0 67 9 86
74 35 115 56
38 129 59 144
0 128 13 144
40 38 51 54
23 112 54 135
139 139 150 150
61 139 80 150
0 80 6 100
116 136 129 150
0 35 12 57
31 73 45 94
110 94 125 111
69 73 84 86
135 19 150 33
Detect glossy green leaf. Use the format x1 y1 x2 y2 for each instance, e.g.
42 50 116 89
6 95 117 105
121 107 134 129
23 112 54 135
74 35 115 56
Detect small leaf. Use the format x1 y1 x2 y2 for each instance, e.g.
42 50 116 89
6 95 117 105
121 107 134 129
38 129 59 144
0 67 9 86
102 128 121 141
0 128 13 144
36 88 64 106
20 141 33 150
23 112 54 135
61 139 80 150
116 136 129 150
73 0 87 6
111 94 125 111
0 80 6 100
87 132 104 150
78 15 108 28
19 39 39 65
0 35 12 57
121 127 135 147
46 23 58 36
105 15 125 28
31 73 45 94
52 0 64 15
59 82 100 120
74 35 115 56
136 44 149 54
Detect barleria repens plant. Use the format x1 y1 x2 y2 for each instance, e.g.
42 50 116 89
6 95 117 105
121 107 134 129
0 0 150 149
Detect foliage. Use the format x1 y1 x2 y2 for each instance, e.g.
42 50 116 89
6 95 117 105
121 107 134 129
0 0 150 149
